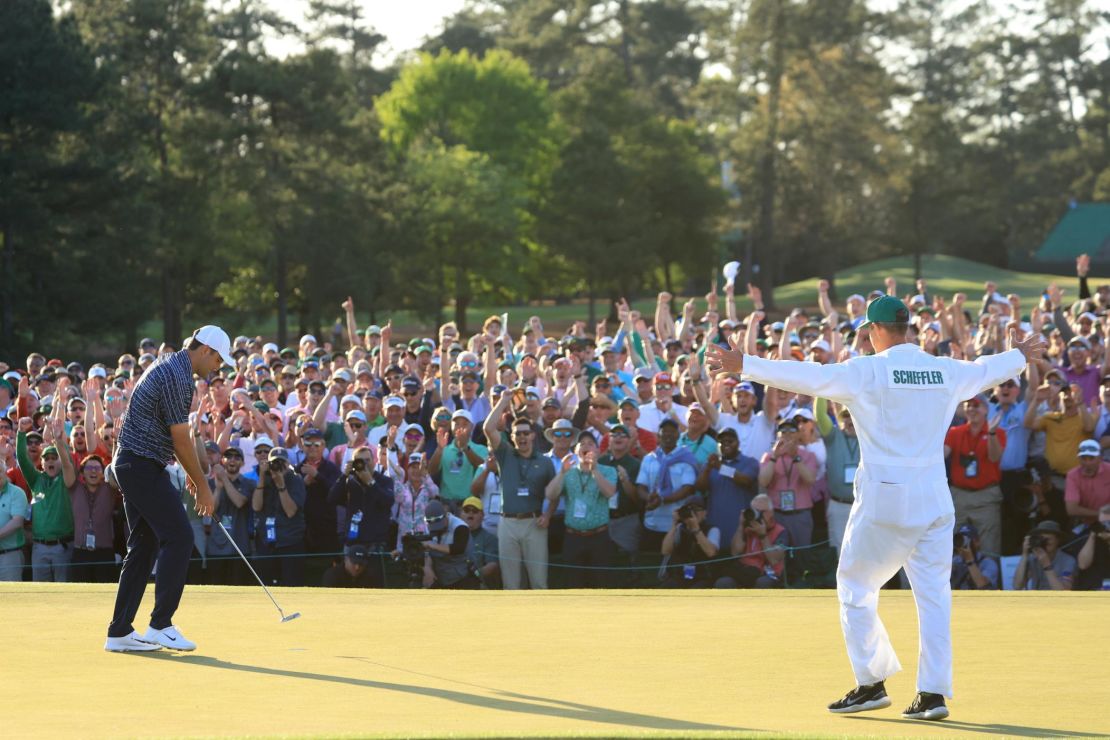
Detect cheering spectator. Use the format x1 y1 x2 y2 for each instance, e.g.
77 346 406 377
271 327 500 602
944 393 1006 557
597 423 642 563
297 427 341 557
1013 520 1075 590
990 371 1035 555
545 436 618 588
815 400 859 553
206 447 253 585
660 496 719 588
484 394 555 590
390 452 438 551
428 410 486 509
715 494 788 588
19 420 76 581
460 496 499 588
758 420 818 548
68 454 118 583
637 373 688 434
950 523 1000 590
330 446 394 587
637 418 699 552
1025 379 1094 484
251 447 306 587
0 441 29 581
1064 439 1110 526
713 380 777 462
696 427 758 548
1076 504 1110 589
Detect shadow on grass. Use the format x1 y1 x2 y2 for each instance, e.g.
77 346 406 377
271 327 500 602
845 715 1104 737
134 652 748 733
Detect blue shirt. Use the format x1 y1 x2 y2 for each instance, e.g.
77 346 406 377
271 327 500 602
117 349 194 465
950 553 1000 590
705 454 759 546
636 448 697 533
989 400 1029 472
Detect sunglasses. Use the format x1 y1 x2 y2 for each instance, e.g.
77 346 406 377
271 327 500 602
404 432 423 440
999 381 1018 388
42 454 59 462
385 374 402 381
513 428 533 436
348 422 364 430
223 453 243 461
424 515 445 524
552 430 573 438
403 390 419 396
309 388 325 395
459 361 478 368
255 449 272 456
655 385 673 391
303 441 323 448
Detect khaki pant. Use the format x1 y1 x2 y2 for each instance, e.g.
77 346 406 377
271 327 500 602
951 484 1003 558
0 550 24 581
497 516 548 590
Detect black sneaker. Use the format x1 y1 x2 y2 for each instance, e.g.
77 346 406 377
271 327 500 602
902 692 949 721
828 681 891 714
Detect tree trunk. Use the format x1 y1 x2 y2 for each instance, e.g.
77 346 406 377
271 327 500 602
162 268 181 344
1 220 12 348
753 0 785 311
587 280 596 328
663 261 674 295
275 244 288 349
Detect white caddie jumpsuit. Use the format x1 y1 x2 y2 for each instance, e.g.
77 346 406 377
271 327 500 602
742 344 1026 697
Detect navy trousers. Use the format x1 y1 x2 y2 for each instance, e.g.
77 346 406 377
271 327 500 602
107 451 193 637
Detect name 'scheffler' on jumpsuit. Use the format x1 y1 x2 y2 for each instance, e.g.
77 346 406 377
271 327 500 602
741 337 1027 699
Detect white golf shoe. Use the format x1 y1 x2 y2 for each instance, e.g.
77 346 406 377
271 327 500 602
105 631 163 652
140 625 197 651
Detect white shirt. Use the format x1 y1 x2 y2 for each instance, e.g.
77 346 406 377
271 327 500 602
716 411 775 460
636 448 698 533
637 401 689 434
742 345 1026 527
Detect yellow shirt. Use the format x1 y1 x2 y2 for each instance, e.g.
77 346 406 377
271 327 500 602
1038 411 1086 475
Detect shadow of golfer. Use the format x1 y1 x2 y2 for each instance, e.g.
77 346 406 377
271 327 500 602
134 652 747 733
845 715 1104 737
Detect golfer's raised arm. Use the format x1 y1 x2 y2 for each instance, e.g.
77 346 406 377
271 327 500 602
742 354 860 405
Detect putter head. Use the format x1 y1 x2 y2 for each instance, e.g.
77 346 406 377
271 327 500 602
280 612 301 623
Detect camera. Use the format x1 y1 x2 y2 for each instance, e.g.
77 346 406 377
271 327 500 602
351 459 367 472
401 532 435 562
269 459 286 474
743 508 764 527
1029 534 1048 550
954 533 971 550
676 504 697 522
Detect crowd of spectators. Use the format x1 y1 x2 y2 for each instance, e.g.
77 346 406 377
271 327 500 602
2 257 1110 591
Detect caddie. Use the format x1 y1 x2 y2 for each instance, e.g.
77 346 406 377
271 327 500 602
706 295 1045 722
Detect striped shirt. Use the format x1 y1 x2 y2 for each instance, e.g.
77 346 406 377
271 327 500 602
116 350 195 464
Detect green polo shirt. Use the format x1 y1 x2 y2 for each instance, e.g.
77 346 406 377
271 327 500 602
679 433 718 465
17 432 74 541
495 444 555 516
562 465 618 531
0 481 29 550
440 442 487 501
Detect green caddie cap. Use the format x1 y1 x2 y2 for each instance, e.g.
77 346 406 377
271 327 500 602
859 295 910 329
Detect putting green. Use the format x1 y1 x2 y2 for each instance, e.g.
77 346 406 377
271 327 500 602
1 585 1106 738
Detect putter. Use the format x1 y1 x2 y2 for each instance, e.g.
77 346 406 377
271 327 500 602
215 520 300 623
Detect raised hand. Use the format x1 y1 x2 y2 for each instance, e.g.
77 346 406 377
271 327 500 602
436 427 450 450
705 334 744 376
1009 324 1046 363
1077 253 1090 278
747 283 763 308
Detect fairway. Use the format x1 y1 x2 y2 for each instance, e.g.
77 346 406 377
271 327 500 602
1 585 1106 739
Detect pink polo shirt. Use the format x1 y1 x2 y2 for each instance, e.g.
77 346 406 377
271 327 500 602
1064 461 1110 523
759 448 818 511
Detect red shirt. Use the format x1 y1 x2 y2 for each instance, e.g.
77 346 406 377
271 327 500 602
945 423 1006 490
1064 462 1110 523
599 428 657 458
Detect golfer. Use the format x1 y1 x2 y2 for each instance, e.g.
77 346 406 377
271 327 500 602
706 296 1044 721
104 326 232 652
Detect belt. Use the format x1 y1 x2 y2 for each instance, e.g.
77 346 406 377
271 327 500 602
33 538 72 546
953 484 1000 493
500 511 540 519
829 495 854 505
566 524 608 536
0 546 21 555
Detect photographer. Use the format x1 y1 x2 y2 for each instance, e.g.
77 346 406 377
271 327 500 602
715 494 788 589
1013 520 1075 590
321 543 378 588
660 496 719 588
327 447 394 587
251 447 307 587
1076 503 1110 590
950 523 1000 590
420 500 479 589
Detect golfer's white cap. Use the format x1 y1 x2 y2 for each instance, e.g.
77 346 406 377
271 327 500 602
194 326 235 367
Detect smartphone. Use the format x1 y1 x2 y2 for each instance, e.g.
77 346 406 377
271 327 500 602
511 388 527 409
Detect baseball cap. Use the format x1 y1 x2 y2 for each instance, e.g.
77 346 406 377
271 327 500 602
792 408 815 422
268 447 289 463
688 402 708 416
345 409 368 423
423 500 448 533
340 394 362 407
541 397 561 410
401 376 421 391
735 381 756 395
654 372 673 386
633 367 654 382
383 395 405 410
193 325 236 367
956 523 979 539
262 343 279 354
252 435 275 451
618 397 638 409
451 409 474 424
259 378 278 389
658 417 680 430
333 368 353 382
1068 336 1091 349
462 496 483 512
809 339 831 353
204 441 220 454
301 427 324 440
858 296 910 329
299 334 317 346
89 366 107 379
345 544 371 565
1078 439 1100 458
776 420 798 434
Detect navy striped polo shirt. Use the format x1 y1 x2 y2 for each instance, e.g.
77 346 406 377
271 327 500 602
116 350 195 464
